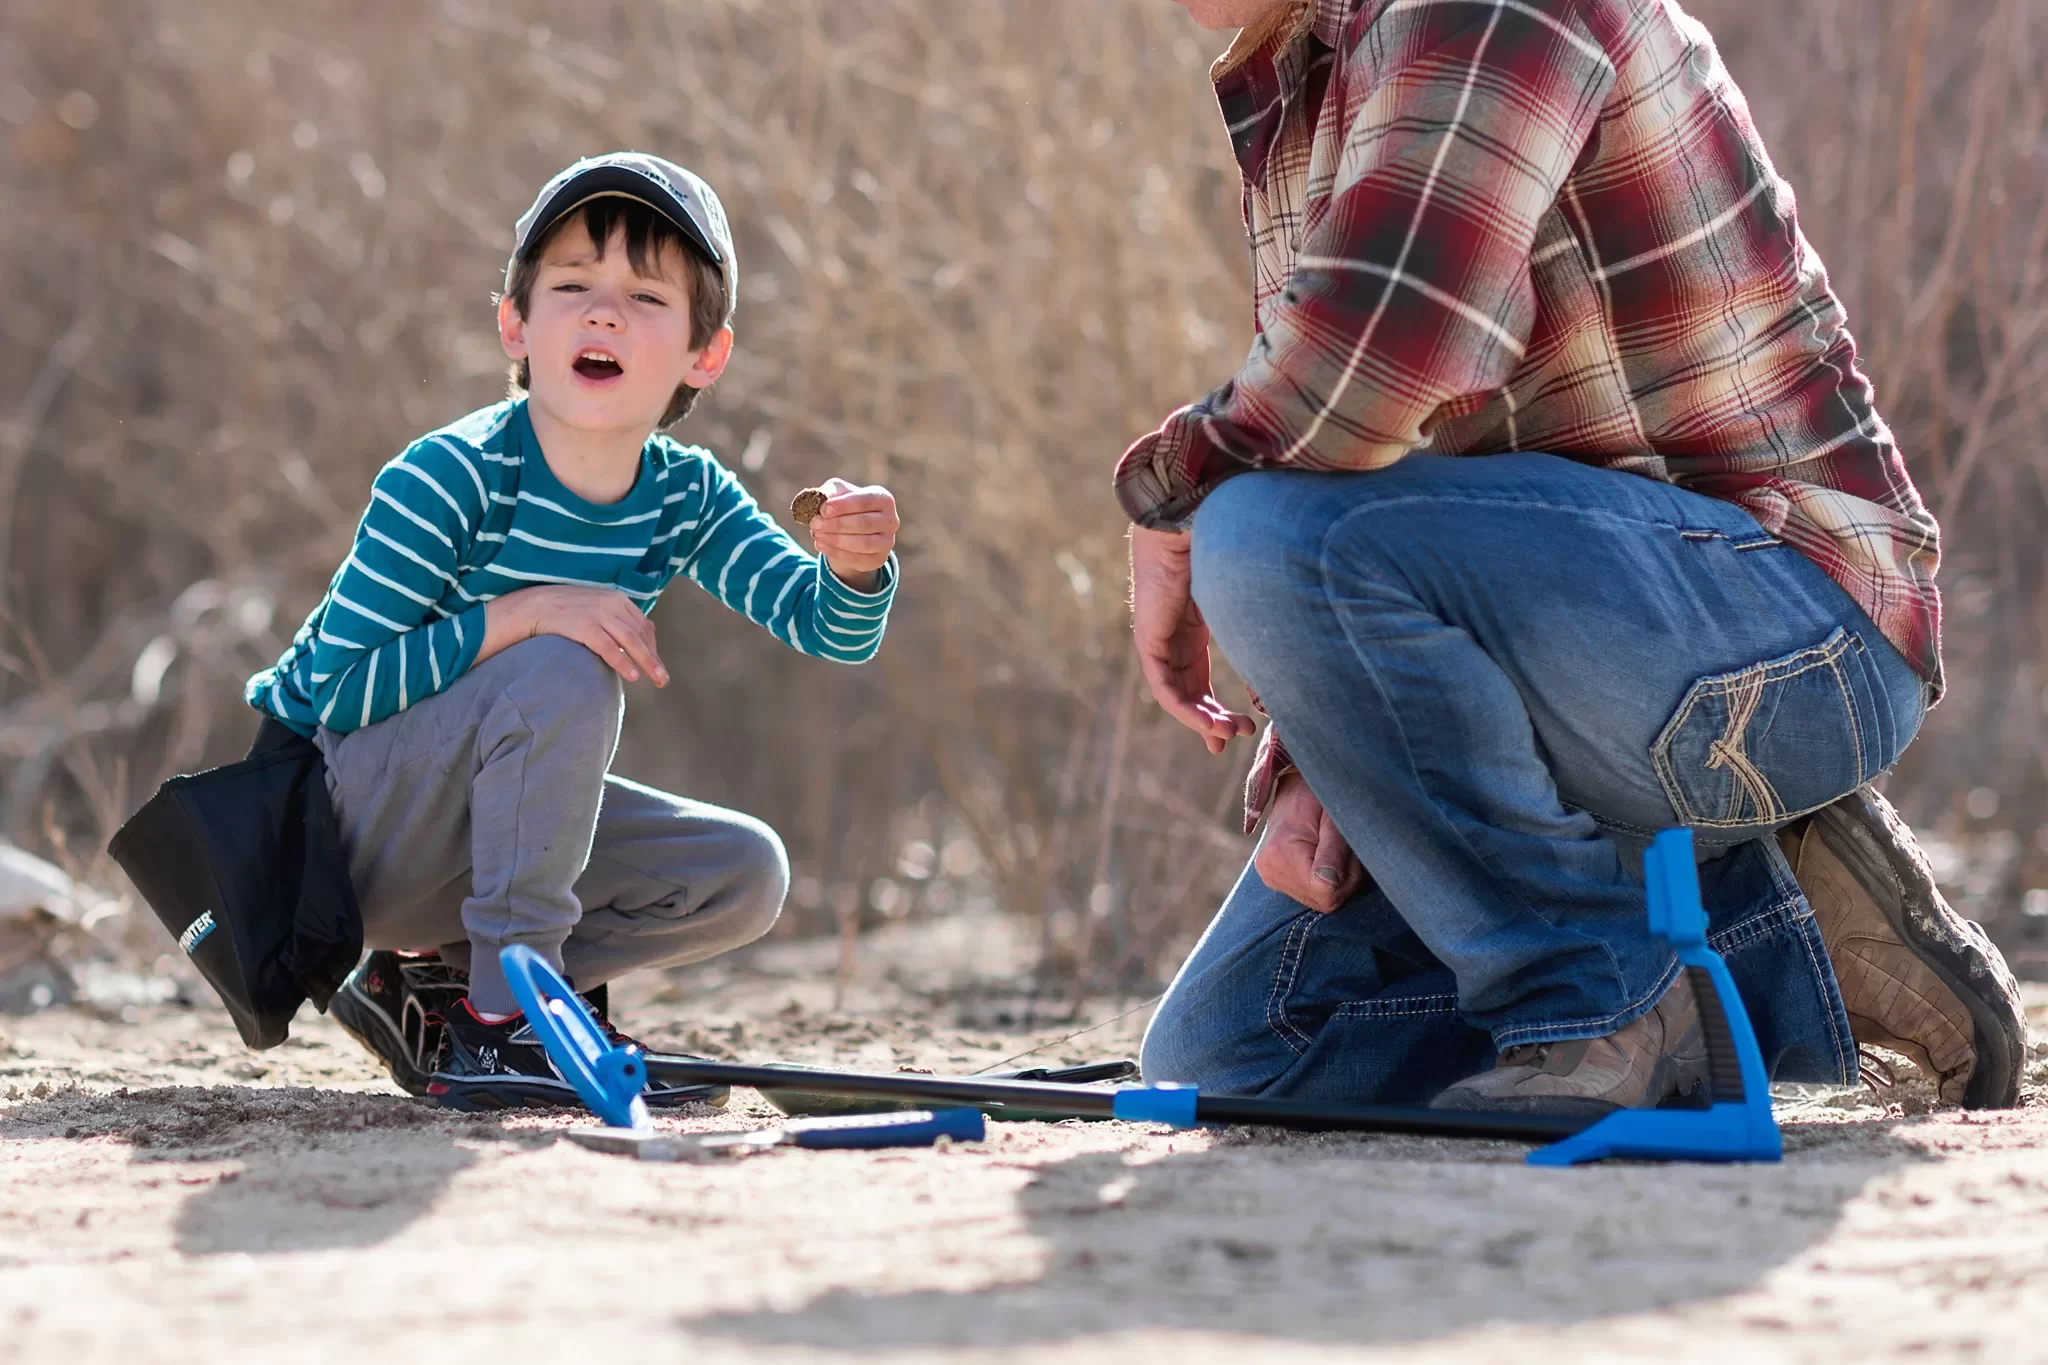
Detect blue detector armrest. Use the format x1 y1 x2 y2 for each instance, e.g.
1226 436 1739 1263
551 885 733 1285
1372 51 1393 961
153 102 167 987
1527 827 1782 1166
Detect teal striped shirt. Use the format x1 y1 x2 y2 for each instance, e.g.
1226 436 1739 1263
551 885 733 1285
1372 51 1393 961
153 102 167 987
247 400 897 735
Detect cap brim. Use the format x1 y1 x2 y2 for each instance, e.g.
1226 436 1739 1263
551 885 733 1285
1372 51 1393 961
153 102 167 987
519 164 723 270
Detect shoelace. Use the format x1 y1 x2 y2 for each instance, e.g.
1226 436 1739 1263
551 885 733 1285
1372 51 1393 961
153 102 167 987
587 1005 646 1053
399 960 471 995
1857 1045 1898 1103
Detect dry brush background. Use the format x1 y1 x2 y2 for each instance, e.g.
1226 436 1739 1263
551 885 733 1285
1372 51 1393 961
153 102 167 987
1 0 2044 1006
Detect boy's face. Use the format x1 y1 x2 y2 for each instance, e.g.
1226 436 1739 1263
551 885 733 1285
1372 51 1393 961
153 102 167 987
498 214 730 437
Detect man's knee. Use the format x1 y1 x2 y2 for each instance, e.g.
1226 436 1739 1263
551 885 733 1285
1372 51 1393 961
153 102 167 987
1188 473 1343 659
1138 986 1284 1091
1137 1011 1212 1086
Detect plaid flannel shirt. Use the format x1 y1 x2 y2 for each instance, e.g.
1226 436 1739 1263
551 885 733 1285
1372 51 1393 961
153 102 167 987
1116 0 1943 833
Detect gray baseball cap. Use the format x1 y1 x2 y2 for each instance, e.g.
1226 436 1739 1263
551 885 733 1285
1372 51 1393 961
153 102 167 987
507 152 736 323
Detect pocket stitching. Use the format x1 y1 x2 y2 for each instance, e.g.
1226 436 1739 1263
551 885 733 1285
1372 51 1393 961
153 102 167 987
1652 630 1864 829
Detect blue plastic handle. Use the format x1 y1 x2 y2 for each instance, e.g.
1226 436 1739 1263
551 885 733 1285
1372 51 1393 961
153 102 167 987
501 943 650 1130
782 1107 987 1149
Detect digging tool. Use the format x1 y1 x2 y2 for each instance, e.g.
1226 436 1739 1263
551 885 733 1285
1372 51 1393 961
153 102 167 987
758 1058 1138 1119
564 1106 986 1162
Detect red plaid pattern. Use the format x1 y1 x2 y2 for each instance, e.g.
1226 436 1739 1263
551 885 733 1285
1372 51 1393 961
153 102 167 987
1117 0 1944 831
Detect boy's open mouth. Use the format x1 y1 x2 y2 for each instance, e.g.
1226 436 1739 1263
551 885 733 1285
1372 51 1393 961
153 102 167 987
572 348 625 381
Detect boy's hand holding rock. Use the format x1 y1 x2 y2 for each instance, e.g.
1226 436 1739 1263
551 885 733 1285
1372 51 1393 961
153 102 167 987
795 477 898 592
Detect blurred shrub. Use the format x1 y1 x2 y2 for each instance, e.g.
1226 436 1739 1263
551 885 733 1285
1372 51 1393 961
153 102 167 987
0 0 2043 985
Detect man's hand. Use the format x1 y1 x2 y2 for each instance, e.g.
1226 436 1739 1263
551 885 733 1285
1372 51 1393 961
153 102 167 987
1129 525 1255 754
479 585 669 686
807 477 899 592
1255 772 1366 912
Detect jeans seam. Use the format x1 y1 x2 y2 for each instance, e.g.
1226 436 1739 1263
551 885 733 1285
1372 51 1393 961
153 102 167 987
1489 958 1679 1049
1264 912 1318 1055
1708 893 1803 955
1790 897 1853 1082
1330 992 1462 1019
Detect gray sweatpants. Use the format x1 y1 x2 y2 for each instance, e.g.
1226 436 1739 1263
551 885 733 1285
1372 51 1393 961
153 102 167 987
314 636 788 1014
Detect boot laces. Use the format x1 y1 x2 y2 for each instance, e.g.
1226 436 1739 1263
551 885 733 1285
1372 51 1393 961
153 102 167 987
1857 1045 1899 1103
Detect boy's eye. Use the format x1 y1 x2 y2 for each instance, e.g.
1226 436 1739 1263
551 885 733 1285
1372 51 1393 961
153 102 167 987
552 282 587 293
632 293 667 306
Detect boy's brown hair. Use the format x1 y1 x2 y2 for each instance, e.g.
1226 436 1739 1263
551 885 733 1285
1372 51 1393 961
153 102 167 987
502 196 728 427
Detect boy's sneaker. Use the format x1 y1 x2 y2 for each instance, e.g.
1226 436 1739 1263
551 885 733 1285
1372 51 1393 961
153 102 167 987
1428 972 1708 1117
426 999 728 1112
1782 786 2028 1108
329 950 467 1096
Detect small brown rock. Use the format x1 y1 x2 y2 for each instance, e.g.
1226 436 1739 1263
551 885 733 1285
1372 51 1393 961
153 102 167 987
790 488 828 525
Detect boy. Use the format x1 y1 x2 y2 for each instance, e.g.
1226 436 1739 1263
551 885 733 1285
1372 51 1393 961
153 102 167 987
244 153 901 1110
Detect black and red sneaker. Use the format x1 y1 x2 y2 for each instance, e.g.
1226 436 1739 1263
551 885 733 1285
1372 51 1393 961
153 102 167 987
426 999 728 1113
329 950 468 1096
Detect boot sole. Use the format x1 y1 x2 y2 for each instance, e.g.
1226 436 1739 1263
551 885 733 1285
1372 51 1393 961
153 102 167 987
1813 788 2027 1109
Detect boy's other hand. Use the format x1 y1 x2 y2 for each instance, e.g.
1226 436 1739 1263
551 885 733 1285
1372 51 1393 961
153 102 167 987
481 585 669 686
1255 772 1365 913
806 477 898 592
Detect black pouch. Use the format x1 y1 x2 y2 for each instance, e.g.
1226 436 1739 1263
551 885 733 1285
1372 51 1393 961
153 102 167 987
107 718 362 1049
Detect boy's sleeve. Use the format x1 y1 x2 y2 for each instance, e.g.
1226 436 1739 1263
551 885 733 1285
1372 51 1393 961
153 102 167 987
304 441 491 732
669 458 897 663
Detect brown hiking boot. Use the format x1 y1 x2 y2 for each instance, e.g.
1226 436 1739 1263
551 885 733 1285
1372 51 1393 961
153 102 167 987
1428 973 1708 1117
1781 786 2027 1108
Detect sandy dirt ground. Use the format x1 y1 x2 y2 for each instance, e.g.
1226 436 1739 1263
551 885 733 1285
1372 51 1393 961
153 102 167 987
3 919 2046 1365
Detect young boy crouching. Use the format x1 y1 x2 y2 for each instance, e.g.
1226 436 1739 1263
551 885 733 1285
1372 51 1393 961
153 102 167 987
243 153 900 1110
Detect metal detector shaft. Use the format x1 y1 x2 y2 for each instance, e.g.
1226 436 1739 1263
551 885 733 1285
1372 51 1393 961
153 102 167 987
638 1058 1588 1143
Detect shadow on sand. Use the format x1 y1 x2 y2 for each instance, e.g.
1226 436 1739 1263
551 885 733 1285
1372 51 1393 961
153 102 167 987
1 1084 538 1256
685 1115 1936 1353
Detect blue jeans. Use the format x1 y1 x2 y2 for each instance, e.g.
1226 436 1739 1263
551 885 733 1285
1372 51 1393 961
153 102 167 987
1142 454 1928 1101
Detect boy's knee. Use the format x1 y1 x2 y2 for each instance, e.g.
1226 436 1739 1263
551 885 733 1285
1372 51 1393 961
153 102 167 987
722 815 789 945
507 635 624 700
497 637 624 736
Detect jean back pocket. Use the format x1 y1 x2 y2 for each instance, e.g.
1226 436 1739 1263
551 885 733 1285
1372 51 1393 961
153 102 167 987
1651 628 1873 829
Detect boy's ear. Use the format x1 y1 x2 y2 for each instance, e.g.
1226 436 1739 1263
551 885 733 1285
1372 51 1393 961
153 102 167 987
682 326 735 391
498 294 529 362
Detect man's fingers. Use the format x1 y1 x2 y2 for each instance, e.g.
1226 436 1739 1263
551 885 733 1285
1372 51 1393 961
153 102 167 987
1311 809 1365 912
1137 653 1235 744
1255 815 1326 908
1311 808 1348 883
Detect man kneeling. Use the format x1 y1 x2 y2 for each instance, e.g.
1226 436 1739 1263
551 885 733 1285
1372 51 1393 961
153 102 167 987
1123 0 2026 1114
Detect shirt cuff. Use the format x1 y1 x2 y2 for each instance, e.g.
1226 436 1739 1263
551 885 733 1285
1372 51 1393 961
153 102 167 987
820 552 899 607
1115 408 1215 529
